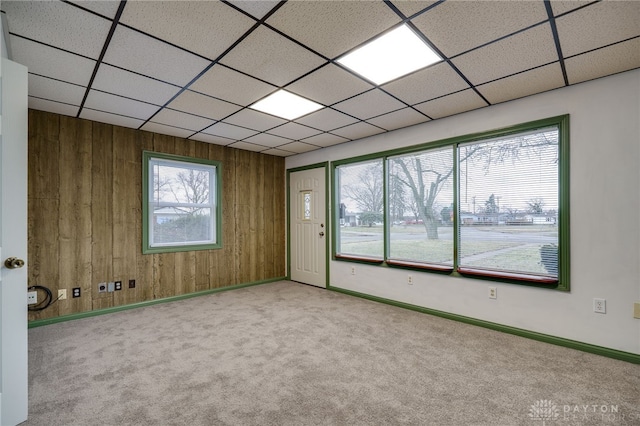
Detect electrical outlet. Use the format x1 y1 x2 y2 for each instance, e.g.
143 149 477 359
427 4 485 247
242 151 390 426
27 291 37 305
351 267 355 275
634 302 640 319
72 287 81 298
115 281 122 291
107 282 115 292
58 289 67 300
407 275 413 285
593 298 606 314
489 287 497 299
129 279 136 289
98 282 107 293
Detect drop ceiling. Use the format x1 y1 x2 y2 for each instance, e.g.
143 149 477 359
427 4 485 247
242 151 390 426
2 0 639 157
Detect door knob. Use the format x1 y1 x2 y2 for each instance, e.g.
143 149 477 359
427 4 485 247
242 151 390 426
319 232 325 237
4 257 25 269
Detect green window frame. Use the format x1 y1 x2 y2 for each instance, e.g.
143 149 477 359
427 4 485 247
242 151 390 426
332 115 570 290
335 158 385 262
142 151 222 254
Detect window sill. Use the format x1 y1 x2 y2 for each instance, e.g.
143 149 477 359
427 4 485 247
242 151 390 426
335 254 384 264
387 259 453 273
457 267 558 285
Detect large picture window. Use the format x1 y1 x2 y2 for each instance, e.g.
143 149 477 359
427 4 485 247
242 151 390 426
332 115 569 289
143 152 222 254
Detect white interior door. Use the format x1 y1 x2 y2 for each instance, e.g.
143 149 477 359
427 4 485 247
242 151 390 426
0 58 29 426
290 167 327 288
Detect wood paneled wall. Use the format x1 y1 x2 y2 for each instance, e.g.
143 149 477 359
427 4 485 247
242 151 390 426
27 110 286 320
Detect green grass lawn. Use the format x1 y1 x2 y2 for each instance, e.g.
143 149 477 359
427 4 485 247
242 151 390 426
463 244 549 274
340 239 521 263
338 225 556 274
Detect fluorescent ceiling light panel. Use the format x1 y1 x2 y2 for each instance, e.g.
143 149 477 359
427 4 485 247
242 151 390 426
337 25 441 85
250 90 323 120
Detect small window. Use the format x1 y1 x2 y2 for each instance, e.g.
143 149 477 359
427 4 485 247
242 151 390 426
302 191 312 220
142 152 222 254
336 159 384 260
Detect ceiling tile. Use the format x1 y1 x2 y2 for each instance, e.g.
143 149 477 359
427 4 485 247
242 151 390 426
92 64 180 106
451 23 558 86
190 65 276 106
167 90 242 121
120 1 255 60
219 25 326 86
266 0 401 59
331 122 385 140
103 25 210 86
565 38 640 85
28 74 85 106
276 142 319 154
84 90 159 120
382 62 469 105
413 89 488 120
227 141 267 152
2 0 112 58
141 122 194 139
391 1 439 18
152 108 215 132
10 36 95 86
261 148 295 157
333 89 406 120
28 97 79 117
295 108 358 132
80 108 145 129
202 122 258 140
301 133 350 148
267 122 322 140
477 63 565 105
230 1 281 20
366 108 429 131
68 1 121 19
244 133 292 148
411 1 549 57
556 1 640 57
223 108 286 132
549 1 591 17
189 133 235 146
287 64 373 106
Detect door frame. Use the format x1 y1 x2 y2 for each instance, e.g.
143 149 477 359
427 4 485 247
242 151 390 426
286 162 330 288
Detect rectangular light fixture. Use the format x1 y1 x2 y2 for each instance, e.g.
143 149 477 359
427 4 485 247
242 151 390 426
249 90 323 120
337 24 441 85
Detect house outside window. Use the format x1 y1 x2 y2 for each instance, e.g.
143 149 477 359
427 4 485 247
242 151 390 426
143 151 222 254
332 115 569 289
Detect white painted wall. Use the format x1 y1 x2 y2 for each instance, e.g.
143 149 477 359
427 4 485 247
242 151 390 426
286 69 640 355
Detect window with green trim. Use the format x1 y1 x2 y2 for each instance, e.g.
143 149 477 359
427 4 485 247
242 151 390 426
388 147 454 267
457 128 559 282
332 115 569 289
336 159 384 260
142 152 222 254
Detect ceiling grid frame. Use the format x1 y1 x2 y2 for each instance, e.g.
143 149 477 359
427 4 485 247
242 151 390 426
1 0 637 156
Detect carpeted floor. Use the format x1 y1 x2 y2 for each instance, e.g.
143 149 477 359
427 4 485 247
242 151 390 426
25 281 639 425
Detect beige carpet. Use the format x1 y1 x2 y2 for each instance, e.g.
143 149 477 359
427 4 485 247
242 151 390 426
25 281 639 425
